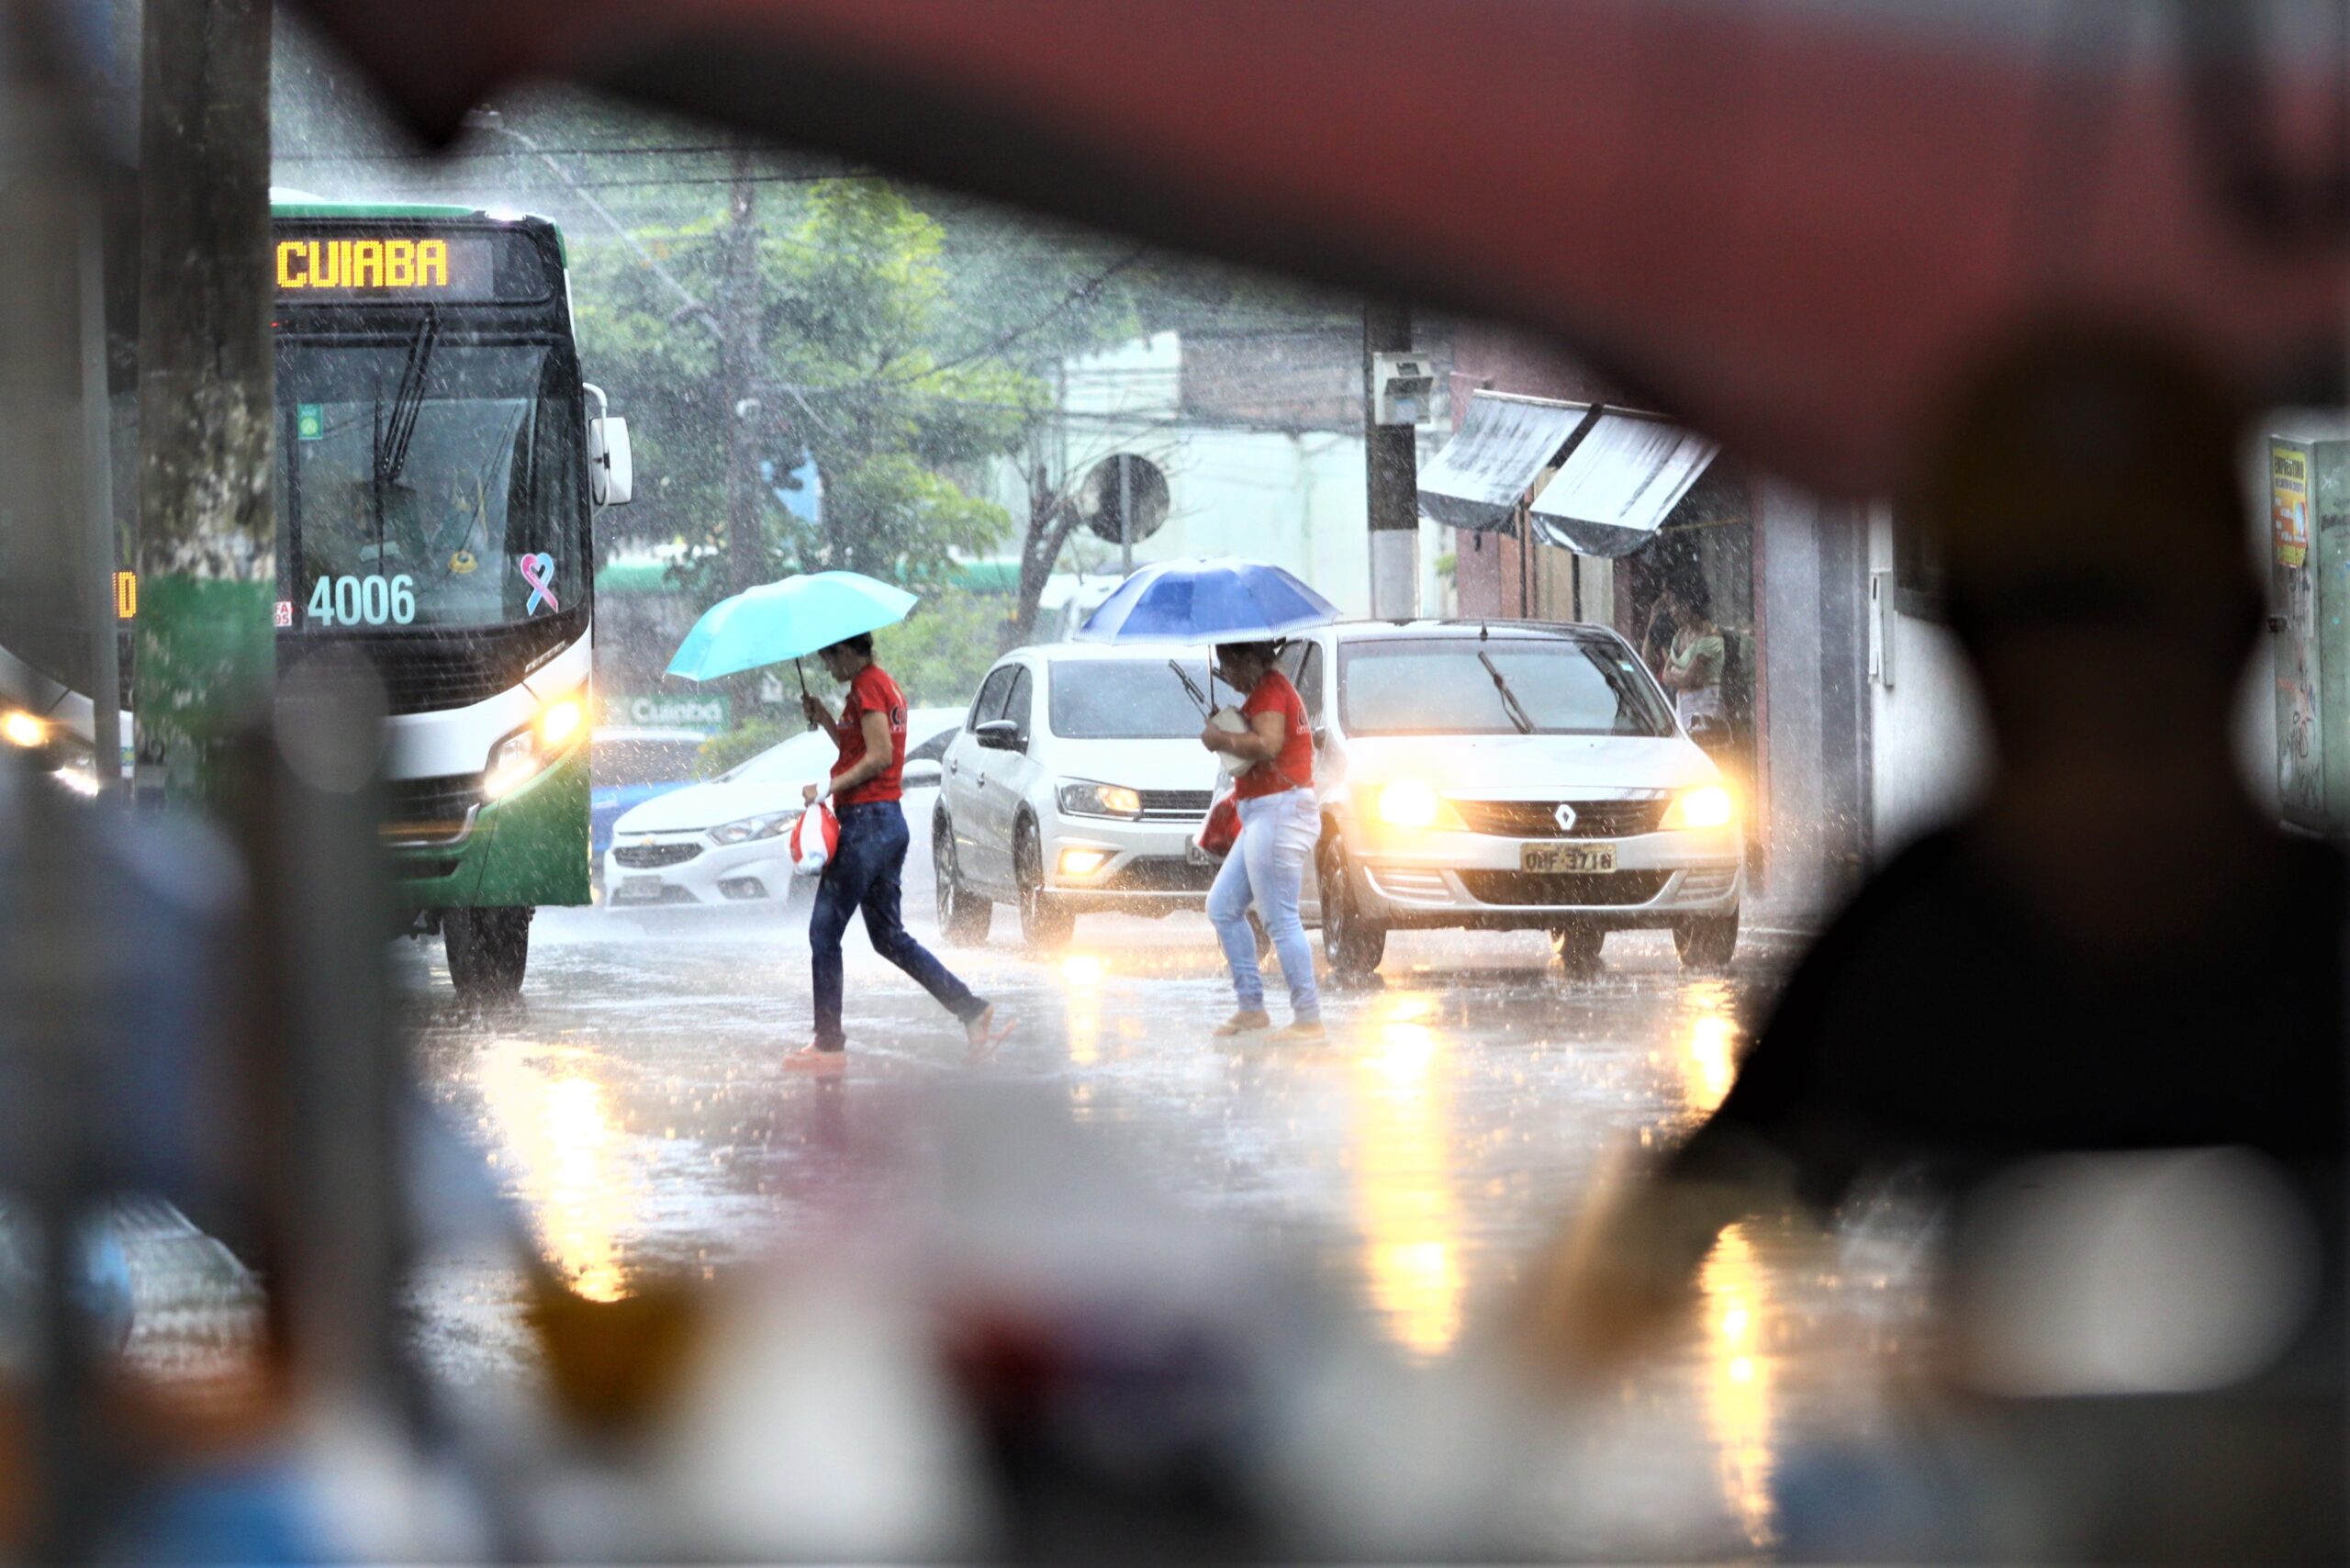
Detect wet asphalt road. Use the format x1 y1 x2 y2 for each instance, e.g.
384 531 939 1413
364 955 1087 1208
396 901 1932 1555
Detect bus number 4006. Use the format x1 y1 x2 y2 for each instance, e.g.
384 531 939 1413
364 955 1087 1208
307 574 417 626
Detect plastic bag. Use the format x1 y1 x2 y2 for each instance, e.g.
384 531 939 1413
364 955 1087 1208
1195 790 1240 859
1207 708 1250 777
789 800 839 877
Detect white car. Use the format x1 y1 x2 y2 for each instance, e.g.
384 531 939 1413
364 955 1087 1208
1294 619 1745 975
604 708 964 913
933 643 1227 946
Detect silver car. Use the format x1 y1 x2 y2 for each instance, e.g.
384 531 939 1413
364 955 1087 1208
1295 620 1745 975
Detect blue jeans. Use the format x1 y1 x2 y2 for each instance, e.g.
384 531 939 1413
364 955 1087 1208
810 801 985 1048
1206 788 1321 1022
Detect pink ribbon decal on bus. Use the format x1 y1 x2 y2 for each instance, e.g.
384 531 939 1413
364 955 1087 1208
519 553 559 614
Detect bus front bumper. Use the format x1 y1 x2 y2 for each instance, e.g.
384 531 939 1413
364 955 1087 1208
384 744 589 911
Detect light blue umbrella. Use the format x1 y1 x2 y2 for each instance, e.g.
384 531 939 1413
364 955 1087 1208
666 570 919 682
1072 557 1339 644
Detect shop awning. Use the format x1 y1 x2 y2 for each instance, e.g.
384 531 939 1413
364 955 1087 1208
1528 410 1719 558
1416 393 1592 533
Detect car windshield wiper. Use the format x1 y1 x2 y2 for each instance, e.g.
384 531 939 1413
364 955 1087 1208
1476 649 1536 734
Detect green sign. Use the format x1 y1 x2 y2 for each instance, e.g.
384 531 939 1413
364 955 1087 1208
296 404 324 441
601 692 730 732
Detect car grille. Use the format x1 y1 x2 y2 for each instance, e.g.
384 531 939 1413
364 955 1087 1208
1102 856 1217 893
1449 797 1669 839
1137 789 1215 822
1458 869 1670 907
382 775 482 845
612 843 702 868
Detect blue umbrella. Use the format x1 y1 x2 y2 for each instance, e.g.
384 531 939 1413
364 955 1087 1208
666 570 919 682
1073 558 1339 644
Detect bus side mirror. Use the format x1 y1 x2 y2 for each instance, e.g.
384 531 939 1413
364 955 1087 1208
590 415 633 507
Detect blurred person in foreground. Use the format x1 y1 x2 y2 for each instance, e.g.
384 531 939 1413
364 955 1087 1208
1201 640 1323 1041
1520 325 2344 1558
791 633 1010 1070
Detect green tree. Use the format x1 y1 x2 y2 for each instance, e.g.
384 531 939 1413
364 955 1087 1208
572 177 1046 611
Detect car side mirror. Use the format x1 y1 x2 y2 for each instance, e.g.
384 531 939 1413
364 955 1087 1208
1687 713 1732 752
974 720 1022 753
902 759 943 789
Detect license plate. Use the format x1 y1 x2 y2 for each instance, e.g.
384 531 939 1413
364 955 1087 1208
1523 842 1616 874
1185 842 1216 868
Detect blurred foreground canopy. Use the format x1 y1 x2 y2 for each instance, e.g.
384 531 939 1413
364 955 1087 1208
285 0 2350 494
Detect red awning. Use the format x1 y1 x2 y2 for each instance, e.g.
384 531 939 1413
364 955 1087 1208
286 0 2350 495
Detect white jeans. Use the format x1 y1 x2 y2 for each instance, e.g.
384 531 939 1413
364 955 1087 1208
1205 788 1320 1022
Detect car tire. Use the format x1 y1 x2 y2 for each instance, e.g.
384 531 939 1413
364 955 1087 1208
1551 920 1605 975
1015 819 1075 950
934 816 992 946
1675 910 1740 972
445 906 532 999
1319 840 1386 977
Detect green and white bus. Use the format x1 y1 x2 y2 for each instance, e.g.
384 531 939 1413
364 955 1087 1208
272 195 632 996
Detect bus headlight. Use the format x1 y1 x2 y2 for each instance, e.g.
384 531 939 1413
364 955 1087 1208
484 693 588 800
1373 778 1459 830
1661 783 1736 831
2 711 48 749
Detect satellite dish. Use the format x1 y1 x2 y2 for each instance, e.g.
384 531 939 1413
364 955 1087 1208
1078 454 1169 545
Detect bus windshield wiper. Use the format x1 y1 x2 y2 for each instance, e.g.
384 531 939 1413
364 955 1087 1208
375 310 440 489
1477 649 1536 734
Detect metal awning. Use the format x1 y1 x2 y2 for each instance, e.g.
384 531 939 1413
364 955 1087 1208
1416 392 1593 532
1528 409 1719 557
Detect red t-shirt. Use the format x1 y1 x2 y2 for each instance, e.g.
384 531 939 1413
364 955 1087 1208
1233 670 1313 801
832 663 909 805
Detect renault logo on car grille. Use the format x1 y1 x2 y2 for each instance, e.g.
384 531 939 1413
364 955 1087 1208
1552 802 1578 832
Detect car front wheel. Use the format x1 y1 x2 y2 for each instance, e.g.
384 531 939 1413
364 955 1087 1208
1675 910 1740 971
1320 841 1386 977
934 816 992 945
1014 820 1074 950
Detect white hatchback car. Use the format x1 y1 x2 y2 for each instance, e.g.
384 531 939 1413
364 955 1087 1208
605 708 963 913
932 643 1227 946
1293 620 1744 975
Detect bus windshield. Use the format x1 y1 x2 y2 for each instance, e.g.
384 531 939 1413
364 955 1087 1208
276 338 584 632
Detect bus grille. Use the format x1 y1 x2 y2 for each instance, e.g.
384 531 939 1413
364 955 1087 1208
383 775 482 846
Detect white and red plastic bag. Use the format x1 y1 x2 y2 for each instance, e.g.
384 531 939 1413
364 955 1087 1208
789 800 839 877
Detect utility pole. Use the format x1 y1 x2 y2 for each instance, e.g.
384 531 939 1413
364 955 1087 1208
133 0 274 808
719 141 766 598
1363 301 1419 619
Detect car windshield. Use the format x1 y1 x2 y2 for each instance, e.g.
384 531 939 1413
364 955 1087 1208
1338 635 1673 737
1049 658 1211 738
276 337 583 632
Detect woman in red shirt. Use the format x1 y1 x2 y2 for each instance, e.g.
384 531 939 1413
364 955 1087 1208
788 633 1008 1070
1200 640 1322 1041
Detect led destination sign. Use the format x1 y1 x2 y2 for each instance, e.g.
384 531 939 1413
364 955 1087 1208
274 231 551 303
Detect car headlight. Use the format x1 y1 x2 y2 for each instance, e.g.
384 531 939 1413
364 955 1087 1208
710 811 798 845
1661 783 1736 831
2 710 48 749
1372 778 1460 830
1058 780 1144 819
484 692 588 799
